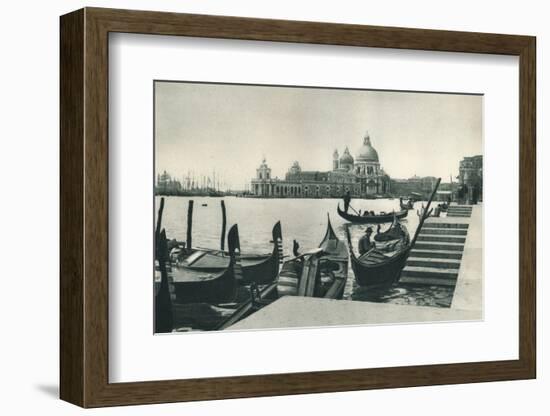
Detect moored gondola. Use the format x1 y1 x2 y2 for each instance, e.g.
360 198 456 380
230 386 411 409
216 215 349 330
337 203 408 224
277 214 349 300
172 200 283 285
180 221 282 285
346 224 410 287
346 178 441 287
373 214 408 242
170 224 241 304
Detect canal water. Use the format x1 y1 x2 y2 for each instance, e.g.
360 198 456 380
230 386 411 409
156 196 455 311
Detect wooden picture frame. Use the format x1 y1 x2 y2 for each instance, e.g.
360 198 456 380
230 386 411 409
60 7 536 408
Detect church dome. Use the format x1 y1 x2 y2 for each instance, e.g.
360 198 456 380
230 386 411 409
339 147 354 165
289 160 301 174
356 133 379 162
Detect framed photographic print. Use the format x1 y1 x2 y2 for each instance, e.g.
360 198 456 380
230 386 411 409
60 7 536 408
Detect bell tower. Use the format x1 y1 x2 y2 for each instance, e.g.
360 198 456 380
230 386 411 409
333 149 339 170
256 157 272 180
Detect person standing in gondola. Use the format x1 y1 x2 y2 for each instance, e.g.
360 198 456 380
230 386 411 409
358 227 374 255
343 190 351 213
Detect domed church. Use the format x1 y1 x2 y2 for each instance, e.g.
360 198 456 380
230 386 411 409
251 132 391 198
330 132 389 196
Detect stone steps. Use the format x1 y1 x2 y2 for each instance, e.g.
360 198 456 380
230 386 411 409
401 266 459 279
416 235 467 243
401 218 470 287
406 257 461 269
414 242 464 252
409 249 463 260
400 265 459 286
418 228 468 236
447 207 473 218
423 222 469 229
400 276 457 287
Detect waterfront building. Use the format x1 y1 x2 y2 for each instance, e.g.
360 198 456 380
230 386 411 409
458 155 483 202
390 175 439 198
251 132 391 198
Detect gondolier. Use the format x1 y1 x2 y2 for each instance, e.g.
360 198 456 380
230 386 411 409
358 227 374 255
345 178 441 287
343 190 351 213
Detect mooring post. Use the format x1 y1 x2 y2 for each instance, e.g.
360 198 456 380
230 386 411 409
155 228 173 333
155 197 165 260
186 200 194 251
220 200 227 251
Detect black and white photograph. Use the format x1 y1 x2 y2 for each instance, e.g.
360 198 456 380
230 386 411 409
153 81 483 333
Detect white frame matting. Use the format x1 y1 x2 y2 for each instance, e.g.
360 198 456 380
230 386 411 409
108 33 519 383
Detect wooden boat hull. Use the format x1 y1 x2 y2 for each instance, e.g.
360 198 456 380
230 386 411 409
239 249 281 285
350 248 410 287
171 266 237 304
218 217 349 330
337 204 408 224
374 215 407 242
170 224 241 304
178 222 282 286
347 178 442 288
277 216 349 300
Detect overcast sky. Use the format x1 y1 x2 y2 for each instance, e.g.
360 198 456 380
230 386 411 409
155 81 482 189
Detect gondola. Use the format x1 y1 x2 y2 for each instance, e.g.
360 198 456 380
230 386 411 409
170 199 283 285
346 223 410 287
170 224 240 304
155 227 174 333
277 215 349 300
337 203 408 224
216 215 350 330
179 221 282 285
373 214 407 242
346 178 441 287
153 199 239 307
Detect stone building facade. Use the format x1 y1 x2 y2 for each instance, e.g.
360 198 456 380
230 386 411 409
458 155 483 202
251 132 391 198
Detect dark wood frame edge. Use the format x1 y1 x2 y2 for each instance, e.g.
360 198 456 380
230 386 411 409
60 7 536 408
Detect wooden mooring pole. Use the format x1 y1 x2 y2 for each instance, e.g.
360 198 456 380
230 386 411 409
186 200 194 251
220 200 227 251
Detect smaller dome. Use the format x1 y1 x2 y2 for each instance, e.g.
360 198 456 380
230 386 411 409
339 147 354 165
288 161 301 175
